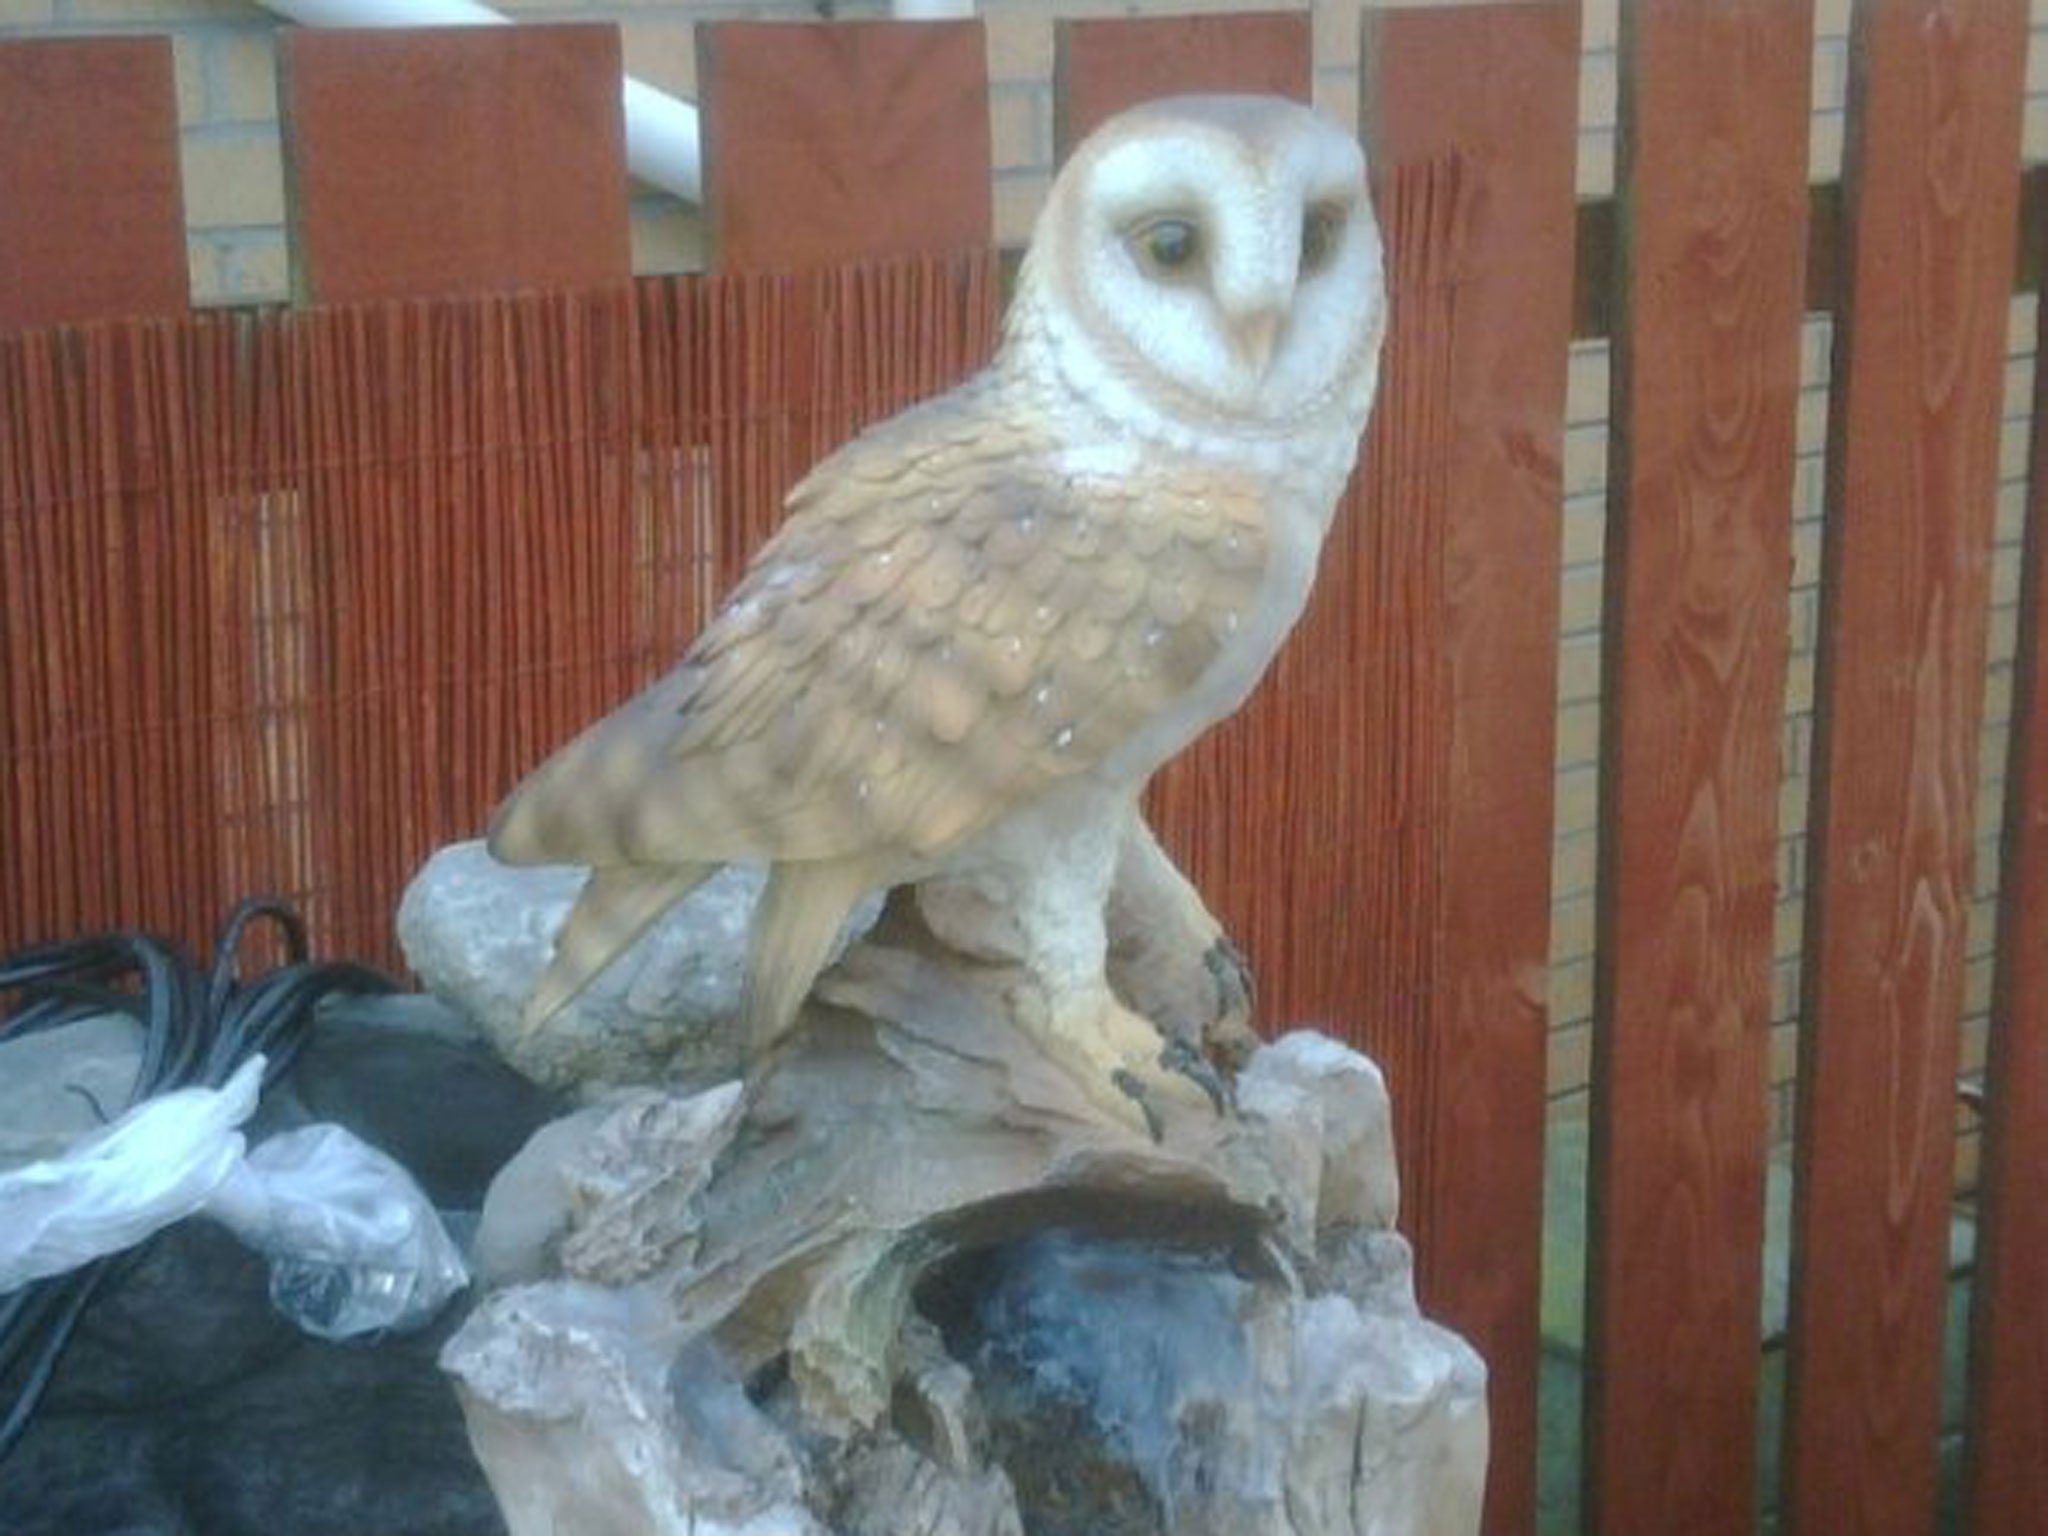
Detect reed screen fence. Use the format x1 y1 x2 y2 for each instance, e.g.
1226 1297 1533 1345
0 264 1002 969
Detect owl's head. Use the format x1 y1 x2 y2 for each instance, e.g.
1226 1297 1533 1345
1009 94 1385 451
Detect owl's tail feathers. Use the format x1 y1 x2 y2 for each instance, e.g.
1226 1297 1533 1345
519 862 717 1037
743 859 879 1060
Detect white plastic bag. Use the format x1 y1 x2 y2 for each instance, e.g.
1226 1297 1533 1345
204 1123 470 1339
0 1053 468 1339
0 1056 262 1291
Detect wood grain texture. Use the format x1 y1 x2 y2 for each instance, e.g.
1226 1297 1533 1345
278 25 630 306
1587 4 1812 1534
1051 12 1311 161
0 38 187 330
1962 197 2048 1536
697 21 991 271
1787 3 2027 1533
1361 14 1578 1536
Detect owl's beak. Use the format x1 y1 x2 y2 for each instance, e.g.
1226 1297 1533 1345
1229 306 1286 377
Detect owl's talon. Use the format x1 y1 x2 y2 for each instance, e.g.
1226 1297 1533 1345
1205 936 1254 1019
1159 1037 1232 1116
1196 936 1260 1077
1112 1068 1167 1143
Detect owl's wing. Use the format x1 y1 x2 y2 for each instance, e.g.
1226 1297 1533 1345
487 387 1270 871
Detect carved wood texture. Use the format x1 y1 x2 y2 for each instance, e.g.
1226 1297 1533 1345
1788 4 2028 1533
1588 4 1812 1534
1355 9 1578 1532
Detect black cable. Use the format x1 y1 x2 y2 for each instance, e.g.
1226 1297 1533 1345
0 900 398 1466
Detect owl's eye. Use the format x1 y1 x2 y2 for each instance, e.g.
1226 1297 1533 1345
1132 218 1202 277
1300 203 1346 275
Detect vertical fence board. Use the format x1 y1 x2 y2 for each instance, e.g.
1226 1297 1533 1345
1588 4 1813 1533
1051 13 1311 159
1963 199 2048 1536
1787 3 2027 1533
1337 8 1578 1533
0 38 187 330
696 21 991 271
278 25 631 306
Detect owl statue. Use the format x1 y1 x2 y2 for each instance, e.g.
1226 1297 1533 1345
489 94 1386 1130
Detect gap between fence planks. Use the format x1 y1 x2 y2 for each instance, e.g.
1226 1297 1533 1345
1587 4 1813 1535
1788 3 2029 1535
1962 172 2048 1536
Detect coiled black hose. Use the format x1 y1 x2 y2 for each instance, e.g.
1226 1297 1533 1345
0 899 396 1464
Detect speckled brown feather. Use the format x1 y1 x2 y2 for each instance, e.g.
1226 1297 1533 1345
487 375 1272 1047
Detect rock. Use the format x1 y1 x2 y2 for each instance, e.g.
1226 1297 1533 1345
469 1082 744 1288
452 1285 820 1536
0 1221 507 1536
0 992 563 1536
442 909 1488 1536
396 838 1234 1104
1238 1030 1401 1234
402 843 841 1094
269 993 567 1211
932 1227 1485 1536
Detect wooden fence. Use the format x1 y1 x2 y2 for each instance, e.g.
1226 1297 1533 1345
1 6 2043 1535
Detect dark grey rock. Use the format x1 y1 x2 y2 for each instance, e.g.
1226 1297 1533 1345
267 994 566 1210
0 1224 505 1536
0 992 559 1536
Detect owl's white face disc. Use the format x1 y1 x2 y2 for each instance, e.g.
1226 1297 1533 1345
1011 94 1385 453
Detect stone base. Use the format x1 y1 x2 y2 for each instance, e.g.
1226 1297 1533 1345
440 916 1487 1536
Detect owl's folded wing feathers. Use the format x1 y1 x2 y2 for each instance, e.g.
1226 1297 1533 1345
487 403 1270 873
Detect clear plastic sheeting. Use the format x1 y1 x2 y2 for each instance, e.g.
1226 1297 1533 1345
205 1124 470 1339
0 1056 264 1291
0 1054 467 1339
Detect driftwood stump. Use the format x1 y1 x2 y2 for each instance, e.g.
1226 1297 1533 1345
439 900 1486 1536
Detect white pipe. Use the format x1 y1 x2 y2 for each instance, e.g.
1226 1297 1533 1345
889 0 975 17
256 0 703 201
619 77 702 203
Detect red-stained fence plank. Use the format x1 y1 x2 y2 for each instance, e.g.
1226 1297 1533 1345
1588 4 1812 1534
1788 4 2027 1534
1963 201 2048 1536
278 25 630 305
1352 9 1577 1533
696 21 991 271
1052 13 1311 159
0 38 187 330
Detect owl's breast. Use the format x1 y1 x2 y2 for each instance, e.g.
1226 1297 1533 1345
1093 460 1342 789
